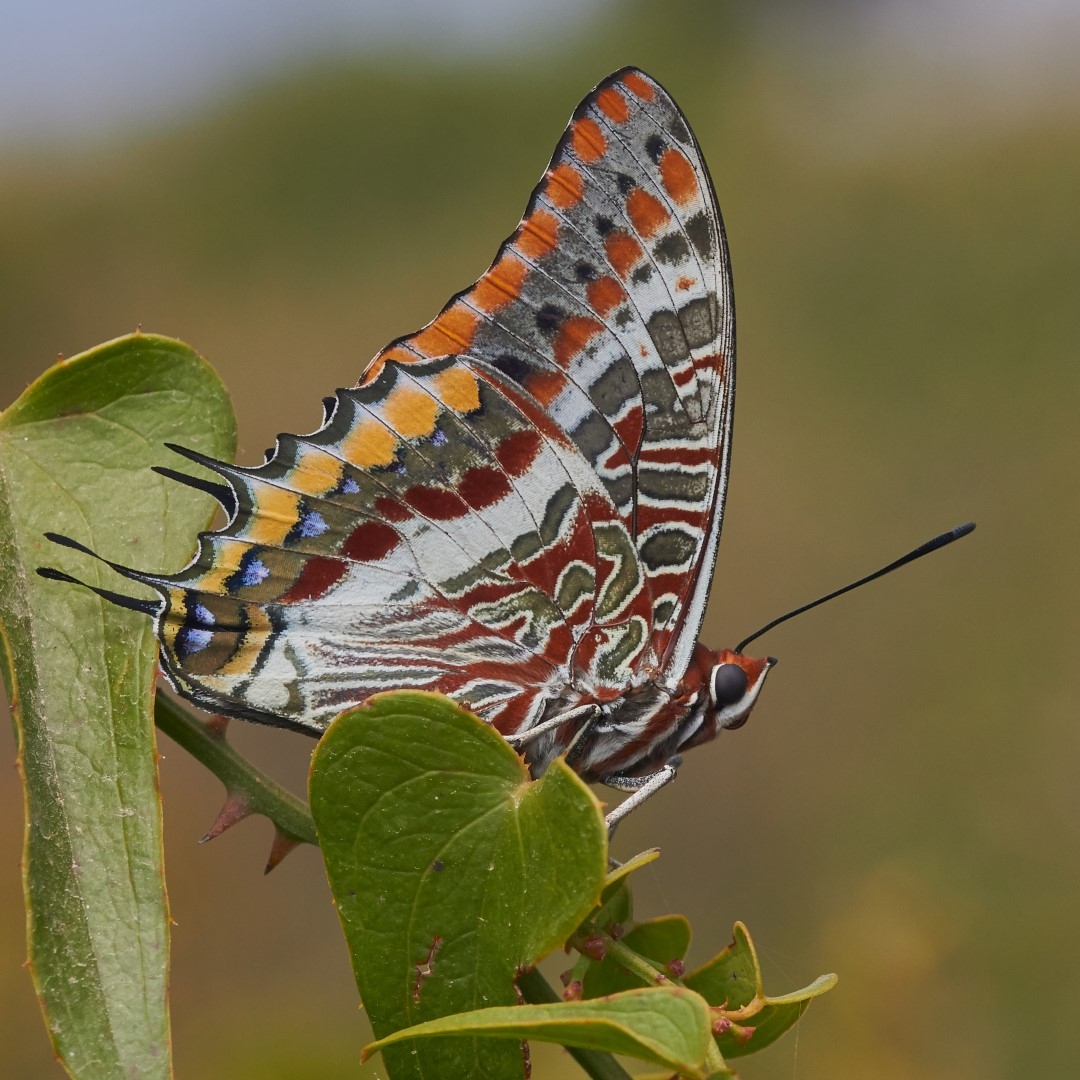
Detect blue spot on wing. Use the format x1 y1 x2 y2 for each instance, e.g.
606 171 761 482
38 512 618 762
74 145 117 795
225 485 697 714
241 557 270 586
298 510 329 538
179 628 213 655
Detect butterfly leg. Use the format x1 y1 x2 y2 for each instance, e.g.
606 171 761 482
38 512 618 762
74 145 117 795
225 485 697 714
601 759 679 834
504 704 600 747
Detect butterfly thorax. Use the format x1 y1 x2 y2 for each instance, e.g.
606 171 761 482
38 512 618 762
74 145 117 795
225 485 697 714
522 643 772 783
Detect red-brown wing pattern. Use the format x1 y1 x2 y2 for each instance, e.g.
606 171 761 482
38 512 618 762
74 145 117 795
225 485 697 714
76 68 734 740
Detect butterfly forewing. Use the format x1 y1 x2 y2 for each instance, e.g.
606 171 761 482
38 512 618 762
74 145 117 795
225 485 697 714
134 68 735 751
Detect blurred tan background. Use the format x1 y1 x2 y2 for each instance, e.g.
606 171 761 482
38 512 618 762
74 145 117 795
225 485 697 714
2 1 1078 1076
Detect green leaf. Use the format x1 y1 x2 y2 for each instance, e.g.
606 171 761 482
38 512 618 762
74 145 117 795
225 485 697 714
684 922 837 1059
310 691 608 1080
362 986 716 1079
0 334 236 1079
583 916 692 998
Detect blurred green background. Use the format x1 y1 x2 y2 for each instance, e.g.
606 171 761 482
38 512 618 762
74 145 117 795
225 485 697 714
2 1 1077 1076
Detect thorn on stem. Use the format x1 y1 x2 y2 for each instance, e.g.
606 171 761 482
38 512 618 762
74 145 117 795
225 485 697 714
206 714 230 738
199 791 252 843
264 830 302 874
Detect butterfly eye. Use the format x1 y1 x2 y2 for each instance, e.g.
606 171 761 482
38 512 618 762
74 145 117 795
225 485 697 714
712 663 748 708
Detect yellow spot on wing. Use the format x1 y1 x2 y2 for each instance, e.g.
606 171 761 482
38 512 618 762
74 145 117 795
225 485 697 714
384 385 439 439
341 416 398 468
289 444 344 495
433 367 481 414
244 486 303 546
217 605 272 677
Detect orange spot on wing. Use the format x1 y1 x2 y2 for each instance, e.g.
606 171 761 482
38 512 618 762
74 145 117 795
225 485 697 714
546 163 584 208
586 275 626 316
342 416 397 468
621 71 655 101
471 253 528 313
432 366 481 414
660 148 697 205
626 187 670 239
525 369 565 407
517 209 559 259
596 86 629 123
384 385 439 439
572 117 606 163
605 231 644 279
676 276 695 291
554 316 605 367
411 303 479 356
360 344 417 385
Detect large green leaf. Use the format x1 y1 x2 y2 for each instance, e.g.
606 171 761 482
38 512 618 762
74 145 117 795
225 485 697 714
0 334 236 1079
363 986 716 1079
310 691 608 1080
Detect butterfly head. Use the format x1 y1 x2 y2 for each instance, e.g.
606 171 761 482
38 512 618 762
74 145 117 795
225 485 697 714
708 650 776 732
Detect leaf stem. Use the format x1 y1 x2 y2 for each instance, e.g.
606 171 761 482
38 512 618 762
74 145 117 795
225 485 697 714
516 967 634 1080
574 921 671 988
153 693 317 846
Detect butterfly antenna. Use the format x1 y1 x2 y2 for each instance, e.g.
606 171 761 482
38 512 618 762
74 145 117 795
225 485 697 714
734 521 975 654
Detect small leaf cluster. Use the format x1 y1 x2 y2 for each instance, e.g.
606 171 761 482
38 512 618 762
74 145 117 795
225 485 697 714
312 694 834 1079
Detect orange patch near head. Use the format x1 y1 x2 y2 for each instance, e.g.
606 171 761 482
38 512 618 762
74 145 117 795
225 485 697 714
471 253 528 313
596 86 629 124
572 117 606 163
626 187 670 239
516 209 560 259
554 316 605 367
546 163 584 208
383 385 439 439
660 148 697 205
604 230 644 279
621 71 655 101
412 303 479 357
432 366 481 414
586 275 626 317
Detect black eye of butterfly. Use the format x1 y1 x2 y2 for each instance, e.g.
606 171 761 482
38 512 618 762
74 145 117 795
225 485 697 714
712 663 748 708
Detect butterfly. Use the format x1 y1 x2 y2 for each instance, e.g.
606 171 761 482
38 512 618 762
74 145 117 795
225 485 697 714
41 68 973 825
